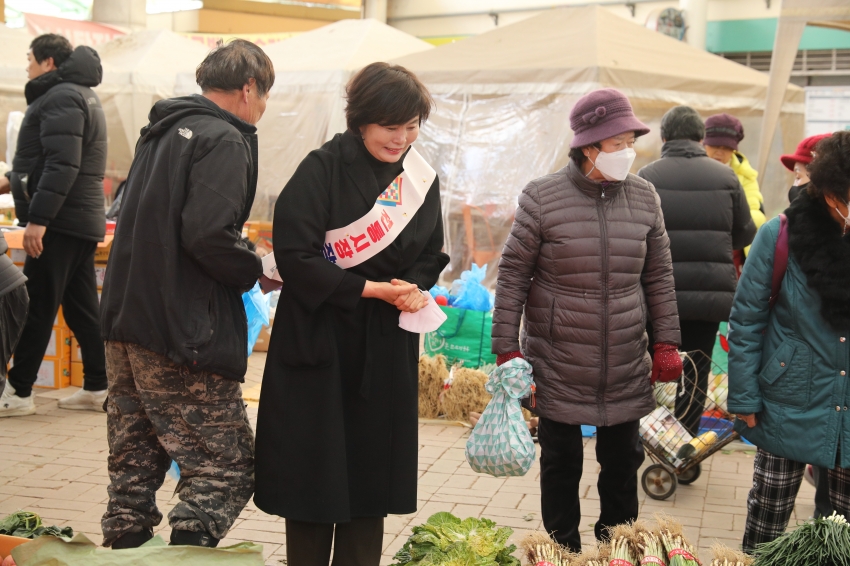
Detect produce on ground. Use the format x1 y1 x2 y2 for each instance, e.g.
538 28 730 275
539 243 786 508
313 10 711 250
520 531 575 566
710 543 752 566
2 554 16 566
391 512 520 566
752 511 850 566
419 355 448 418
0 511 73 540
442 367 491 422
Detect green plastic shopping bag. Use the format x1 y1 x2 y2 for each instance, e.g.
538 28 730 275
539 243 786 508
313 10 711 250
423 306 496 369
465 358 536 477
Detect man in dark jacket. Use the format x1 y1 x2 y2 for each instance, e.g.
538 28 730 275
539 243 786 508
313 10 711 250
638 106 756 436
99 39 273 550
0 232 29 398
0 34 108 417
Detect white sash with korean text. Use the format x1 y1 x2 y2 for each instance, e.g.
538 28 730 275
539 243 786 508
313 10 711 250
322 147 436 269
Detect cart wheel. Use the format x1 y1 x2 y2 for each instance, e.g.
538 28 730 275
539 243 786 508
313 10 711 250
642 464 677 500
677 463 702 485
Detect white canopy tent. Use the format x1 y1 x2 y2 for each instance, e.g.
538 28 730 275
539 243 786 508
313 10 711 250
246 18 433 219
97 30 211 179
757 0 850 178
392 5 805 280
0 26 36 163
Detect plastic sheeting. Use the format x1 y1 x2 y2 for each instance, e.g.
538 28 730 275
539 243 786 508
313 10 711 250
239 19 433 220
97 30 210 179
393 5 805 284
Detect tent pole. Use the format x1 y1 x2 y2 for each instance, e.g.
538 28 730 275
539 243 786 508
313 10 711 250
756 18 805 181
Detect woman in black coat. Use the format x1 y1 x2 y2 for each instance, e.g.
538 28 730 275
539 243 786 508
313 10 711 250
254 63 449 565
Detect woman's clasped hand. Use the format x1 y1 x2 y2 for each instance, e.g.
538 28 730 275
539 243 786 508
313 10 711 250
362 279 428 312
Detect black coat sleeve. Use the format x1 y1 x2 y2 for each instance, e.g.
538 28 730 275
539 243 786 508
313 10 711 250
274 152 367 313
27 90 86 227
398 178 449 290
180 139 262 292
731 179 757 251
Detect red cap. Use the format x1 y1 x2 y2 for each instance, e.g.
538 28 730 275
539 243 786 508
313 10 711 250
780 133 831 171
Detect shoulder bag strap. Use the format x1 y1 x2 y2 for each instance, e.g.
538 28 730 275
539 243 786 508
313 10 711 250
769 213 789 310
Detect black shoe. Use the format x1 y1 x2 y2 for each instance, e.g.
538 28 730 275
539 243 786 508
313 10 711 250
170 529 220 547
111 528 153 549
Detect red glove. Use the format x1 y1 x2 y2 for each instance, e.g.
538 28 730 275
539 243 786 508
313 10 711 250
651 343 682 384
496 351 524 366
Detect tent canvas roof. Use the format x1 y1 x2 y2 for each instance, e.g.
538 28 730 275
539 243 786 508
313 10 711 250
393 5 802 103
263 18 432 73
99 29 212 92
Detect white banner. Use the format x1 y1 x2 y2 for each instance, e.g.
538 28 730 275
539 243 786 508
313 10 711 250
322 147 436 270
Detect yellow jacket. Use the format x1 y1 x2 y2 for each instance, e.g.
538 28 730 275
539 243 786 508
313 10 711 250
729 151 765 256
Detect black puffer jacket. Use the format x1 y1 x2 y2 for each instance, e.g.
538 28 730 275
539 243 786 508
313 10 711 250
100 95 262 381
638 139 756 322
0 233 26 298
9 46 106 241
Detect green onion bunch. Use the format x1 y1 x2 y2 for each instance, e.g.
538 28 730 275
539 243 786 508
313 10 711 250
752 511 850 566
660 531 699 566
637 532 667 566
609 536 637 566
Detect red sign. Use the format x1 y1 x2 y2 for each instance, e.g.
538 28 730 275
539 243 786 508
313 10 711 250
24 13 125 47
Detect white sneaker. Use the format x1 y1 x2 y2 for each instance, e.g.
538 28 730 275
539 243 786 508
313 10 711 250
0 386 36 417
58 388 107 412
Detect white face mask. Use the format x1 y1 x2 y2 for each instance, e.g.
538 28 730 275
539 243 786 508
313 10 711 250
588 147 637 181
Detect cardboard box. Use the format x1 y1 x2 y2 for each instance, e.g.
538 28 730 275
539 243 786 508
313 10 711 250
16 356 71 389
55 306 66 328
70 336 82 363
71 361 84 387
253 318 273 352
244 221 273 250
94 235 113 263
95 264 107 289
43 327 71 359
9 248 26 265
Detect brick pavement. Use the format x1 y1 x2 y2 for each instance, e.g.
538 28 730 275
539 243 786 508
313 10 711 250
0 351 817 565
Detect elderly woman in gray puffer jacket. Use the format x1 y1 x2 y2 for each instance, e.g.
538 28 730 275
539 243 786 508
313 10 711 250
493 88 682 552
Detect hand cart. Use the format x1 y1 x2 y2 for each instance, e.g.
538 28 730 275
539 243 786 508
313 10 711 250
639 350 740 500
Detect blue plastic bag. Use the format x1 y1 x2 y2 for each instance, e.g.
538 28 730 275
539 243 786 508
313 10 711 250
242 282 270 356
452 264 493 311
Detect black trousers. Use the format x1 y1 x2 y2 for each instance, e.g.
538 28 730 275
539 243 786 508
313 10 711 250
538 417 644 552
8 231 106 397
285 517 384 566
648 319 720 436
0 285 29 397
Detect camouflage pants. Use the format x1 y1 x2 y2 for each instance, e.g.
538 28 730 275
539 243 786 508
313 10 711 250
101 341 254 546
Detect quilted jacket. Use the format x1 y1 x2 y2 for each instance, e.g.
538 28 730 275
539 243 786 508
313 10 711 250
492 162 681 426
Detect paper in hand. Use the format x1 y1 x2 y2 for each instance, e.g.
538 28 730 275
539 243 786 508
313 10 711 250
262 252 283 282
399 291 447 333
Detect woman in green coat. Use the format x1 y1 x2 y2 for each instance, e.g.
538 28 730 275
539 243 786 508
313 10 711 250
728 131 850 552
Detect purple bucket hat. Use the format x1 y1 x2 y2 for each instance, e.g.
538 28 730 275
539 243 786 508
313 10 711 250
704 113 744 151
569 88 650 148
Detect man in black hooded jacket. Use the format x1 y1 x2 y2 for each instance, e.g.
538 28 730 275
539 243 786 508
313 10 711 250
0 34 108 417
638 106 756 437
99 39 272 550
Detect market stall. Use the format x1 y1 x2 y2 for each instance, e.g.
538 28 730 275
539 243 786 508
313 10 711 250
245 18 433 220
391 5 804 282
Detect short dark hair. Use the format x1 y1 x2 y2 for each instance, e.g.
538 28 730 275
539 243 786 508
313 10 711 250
196 39 275 97
345 63 433 132
808 131 850 202
569 143 601 166
660 106 705 142
30 34 73 68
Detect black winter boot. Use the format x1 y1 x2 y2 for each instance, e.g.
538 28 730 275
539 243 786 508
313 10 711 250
111 528 153 549
170 529 220 547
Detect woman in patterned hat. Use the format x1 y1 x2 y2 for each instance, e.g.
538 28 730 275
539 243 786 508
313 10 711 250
492 88 682 552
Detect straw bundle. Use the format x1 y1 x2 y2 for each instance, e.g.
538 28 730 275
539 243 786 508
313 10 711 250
442 367 491 422
418 355 448 418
